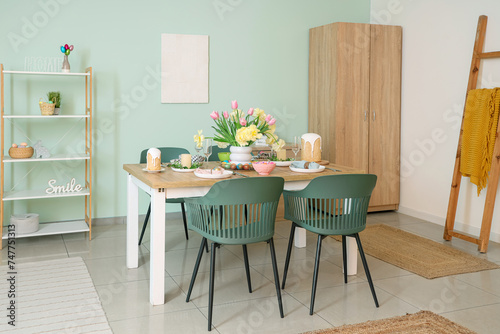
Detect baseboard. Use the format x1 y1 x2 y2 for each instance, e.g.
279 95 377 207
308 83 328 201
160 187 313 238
397 205 500 243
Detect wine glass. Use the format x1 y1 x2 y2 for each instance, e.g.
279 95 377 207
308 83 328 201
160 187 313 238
202 138 213 163
291 136 301 161
194 143 203 156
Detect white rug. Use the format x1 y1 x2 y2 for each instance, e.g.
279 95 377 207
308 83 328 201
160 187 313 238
0 257 112 333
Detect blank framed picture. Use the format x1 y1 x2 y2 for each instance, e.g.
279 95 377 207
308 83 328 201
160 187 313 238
161 33 209 103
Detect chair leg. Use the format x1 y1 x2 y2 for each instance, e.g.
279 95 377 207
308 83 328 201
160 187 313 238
281 222 296 289
138 203 151 245
208 242 219 331
354 233 379 308
242 244 252 293
342 235 348 284
186 238 207 302
269 238 284 318
180 202 189 240
310 234 325 315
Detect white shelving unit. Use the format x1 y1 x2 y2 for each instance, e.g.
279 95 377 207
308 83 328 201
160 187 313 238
0 65 93 245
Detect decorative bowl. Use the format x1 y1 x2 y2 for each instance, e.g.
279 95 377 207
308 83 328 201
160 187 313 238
218 152 230 161
252 161 276 175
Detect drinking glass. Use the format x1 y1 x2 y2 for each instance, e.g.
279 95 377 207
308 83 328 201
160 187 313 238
202 138 213 162
194 143 203 156
292 136 301 161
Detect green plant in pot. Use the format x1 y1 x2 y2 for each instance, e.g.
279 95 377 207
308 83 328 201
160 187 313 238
47 91 61 115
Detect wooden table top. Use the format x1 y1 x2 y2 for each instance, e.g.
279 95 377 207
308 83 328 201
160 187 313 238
123 162 364 190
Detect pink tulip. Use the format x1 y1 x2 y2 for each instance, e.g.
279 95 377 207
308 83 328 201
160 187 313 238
239 118 247 126
223 111 229 119
268 118 276 125
247 108 254 116
210 111 219 120
231 100 238 109
265 114 272 122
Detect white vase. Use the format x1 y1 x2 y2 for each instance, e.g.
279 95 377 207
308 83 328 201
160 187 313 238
230 146 252 164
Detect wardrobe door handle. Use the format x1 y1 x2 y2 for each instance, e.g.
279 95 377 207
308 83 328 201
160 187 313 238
372 110 376 121
364 110 367 121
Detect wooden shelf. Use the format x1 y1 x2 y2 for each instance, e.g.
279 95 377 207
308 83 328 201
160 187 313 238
3 188 90 201
1 64 93 248
3 153 89 163
1 220 89 239
3 70 90 76
3 115 89 119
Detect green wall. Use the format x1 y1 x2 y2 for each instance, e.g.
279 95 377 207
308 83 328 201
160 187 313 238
0 0 369 221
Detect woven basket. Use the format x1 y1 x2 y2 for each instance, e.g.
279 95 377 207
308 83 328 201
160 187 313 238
39 98 56 115
8 147 34 159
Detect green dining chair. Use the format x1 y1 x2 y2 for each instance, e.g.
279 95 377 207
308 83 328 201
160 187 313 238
281 174 379 315
138 147 190 245
184 177 285 331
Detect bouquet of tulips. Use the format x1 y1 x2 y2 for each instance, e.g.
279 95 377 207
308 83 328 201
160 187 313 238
195 100 284 149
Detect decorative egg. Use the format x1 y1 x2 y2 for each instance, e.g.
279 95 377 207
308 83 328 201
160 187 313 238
243 164 250 170
12 143 18 148
20 142 28 146
230 163 237 170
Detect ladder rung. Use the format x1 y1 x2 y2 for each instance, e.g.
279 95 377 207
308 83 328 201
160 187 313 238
478 51 500 59
448 230 480 245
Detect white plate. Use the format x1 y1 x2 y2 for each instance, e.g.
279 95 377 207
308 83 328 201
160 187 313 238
289 165 325 173
142 167 165 173
274 161 293 167
194 170 233 179
171 167 196 172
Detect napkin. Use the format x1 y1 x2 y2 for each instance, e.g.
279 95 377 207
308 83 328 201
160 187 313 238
291 160 321 169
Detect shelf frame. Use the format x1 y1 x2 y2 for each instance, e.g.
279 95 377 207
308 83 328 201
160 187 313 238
2 70 90 76
1 220 89 240
0 64 93 247
3 153 89 163
3 115 90 119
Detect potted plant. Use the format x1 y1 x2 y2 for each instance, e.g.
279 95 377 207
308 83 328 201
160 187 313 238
47 91 61 115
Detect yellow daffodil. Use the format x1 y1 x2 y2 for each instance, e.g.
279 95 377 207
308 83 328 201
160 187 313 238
272 138 286 152
194 130 204 148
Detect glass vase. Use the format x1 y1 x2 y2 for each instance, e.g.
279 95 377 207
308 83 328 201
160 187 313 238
62 55 70 73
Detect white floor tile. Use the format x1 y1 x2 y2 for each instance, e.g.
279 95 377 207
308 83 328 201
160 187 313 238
96 275 196 322
199 295 333 334
110 309 214 334
289 282 420 326
375 274 500 313
442 303 500 334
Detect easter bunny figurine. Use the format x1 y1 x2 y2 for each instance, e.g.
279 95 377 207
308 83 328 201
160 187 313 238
33 140 51 159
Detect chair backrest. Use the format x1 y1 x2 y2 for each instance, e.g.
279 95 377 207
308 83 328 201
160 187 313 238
185 177 284 244
208 145 230 161
139 147 189 164
283 174 377 235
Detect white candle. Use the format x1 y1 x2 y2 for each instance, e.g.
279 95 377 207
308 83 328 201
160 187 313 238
180 154 192 168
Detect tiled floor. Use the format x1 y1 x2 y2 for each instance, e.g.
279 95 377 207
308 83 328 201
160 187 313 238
3 211 500 333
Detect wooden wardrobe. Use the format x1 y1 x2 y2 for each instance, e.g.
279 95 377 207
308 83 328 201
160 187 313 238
308 22 402 211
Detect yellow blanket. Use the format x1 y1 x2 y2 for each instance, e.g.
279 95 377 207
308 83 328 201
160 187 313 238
460 88 500 195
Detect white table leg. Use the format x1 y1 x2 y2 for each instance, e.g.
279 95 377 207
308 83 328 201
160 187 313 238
343 237 358 276
294 227 307 248
126 174 139 269
149 188 166 305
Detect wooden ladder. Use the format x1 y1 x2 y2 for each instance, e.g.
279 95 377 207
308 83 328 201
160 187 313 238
444 15 500 253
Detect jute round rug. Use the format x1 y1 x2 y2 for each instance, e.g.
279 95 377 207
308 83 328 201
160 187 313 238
332 224 499 279
303 310 477 334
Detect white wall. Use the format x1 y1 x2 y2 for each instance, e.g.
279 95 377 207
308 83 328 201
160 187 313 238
370 1 500 241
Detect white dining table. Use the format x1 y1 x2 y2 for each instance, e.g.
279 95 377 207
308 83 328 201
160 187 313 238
123 162 363 305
